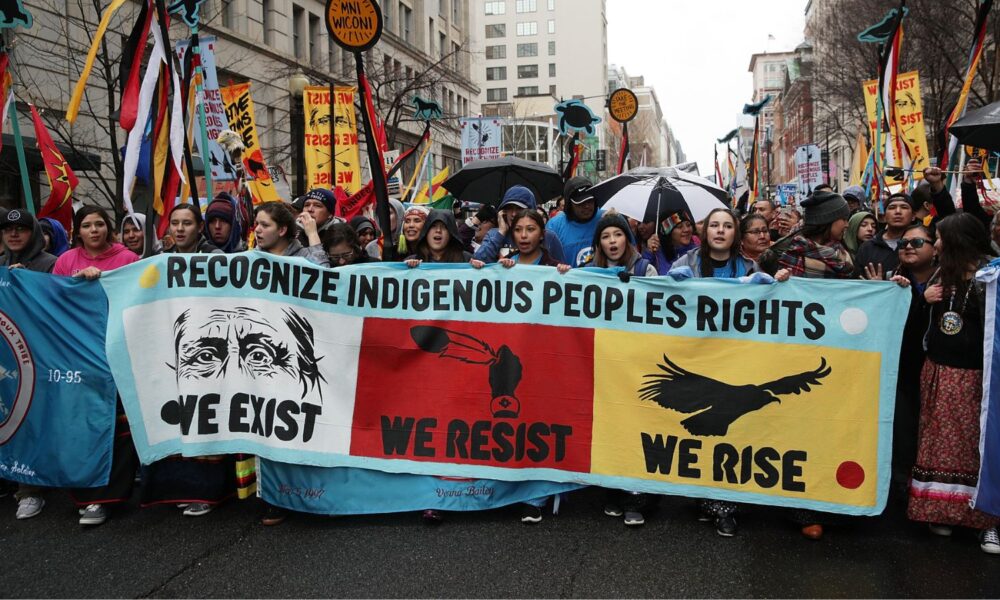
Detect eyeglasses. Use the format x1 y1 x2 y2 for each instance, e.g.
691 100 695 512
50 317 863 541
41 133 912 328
744 228 769 235
329 250 356 262
897 238 932 250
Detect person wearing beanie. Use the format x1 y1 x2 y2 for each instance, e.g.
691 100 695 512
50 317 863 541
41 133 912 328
297 188 343 249
768 190 854 281
349 215 378 249
641 208 698 275
586 212 656 276
204 193 246 253
473 185 566 263
842 185 867 214
0 208 57 272
546 176 604 266
855 192 916 279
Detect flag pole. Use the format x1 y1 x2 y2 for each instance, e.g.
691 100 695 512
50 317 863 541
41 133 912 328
8 95 33 214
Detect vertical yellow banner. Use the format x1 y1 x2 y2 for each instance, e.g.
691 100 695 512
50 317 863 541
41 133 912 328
219 82 282 204
302 85 361 194
862 70 930 178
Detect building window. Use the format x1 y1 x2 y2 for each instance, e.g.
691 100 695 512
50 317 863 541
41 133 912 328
401 4 413 43
516 21 537 36
517 64 538 78
452 41 461 71
429 18 435 54
548 40 555 55
383 1 392 32
309 13 320 66
292 4 304 59
516 0 536 12
516 42 537 57
516 86 539 96
487 88 508 102
486 23 506 38
222 0 236 28
262 0 273 44
547 19 555 33
440 32 447 59
485 44 506 59
452 0 460 21
486 66 507 81
548 63 555 77
328 37 337 70
548 0 554 9
549 84 556 95
484 1 505 15
343 51 353 75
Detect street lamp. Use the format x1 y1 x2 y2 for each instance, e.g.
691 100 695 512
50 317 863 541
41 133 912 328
288 69 310 198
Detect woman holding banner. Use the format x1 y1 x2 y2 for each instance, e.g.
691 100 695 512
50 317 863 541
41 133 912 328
909 213 1000 554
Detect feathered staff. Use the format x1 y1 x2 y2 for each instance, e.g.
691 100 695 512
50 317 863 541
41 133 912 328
743 96 771 204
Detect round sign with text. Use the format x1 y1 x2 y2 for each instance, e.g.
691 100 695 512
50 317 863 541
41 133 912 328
326 0 383 53
608 88 639 123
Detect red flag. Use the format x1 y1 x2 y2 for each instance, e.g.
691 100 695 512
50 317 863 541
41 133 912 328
30 105 78 232
338 181 375 221
0 52 12 152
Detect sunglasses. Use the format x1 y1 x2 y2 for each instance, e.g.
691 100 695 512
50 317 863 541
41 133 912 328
897 238 932 250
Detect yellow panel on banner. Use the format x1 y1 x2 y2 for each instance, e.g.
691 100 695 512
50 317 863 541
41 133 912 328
302 85 362 194
219 82 282 204
592 331 881 507
862 70 930 178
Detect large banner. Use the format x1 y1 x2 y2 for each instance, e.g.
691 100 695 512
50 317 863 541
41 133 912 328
99 255 910 515
302 85 362 194
0 268 116 487
175 36 234 182
460 117 503 164
975 261 1000 516
863 70 930 177
219 82 282 204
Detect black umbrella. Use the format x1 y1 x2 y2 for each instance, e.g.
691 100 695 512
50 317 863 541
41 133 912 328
588 167 729 224
442 157 563 206
950 101 1000 152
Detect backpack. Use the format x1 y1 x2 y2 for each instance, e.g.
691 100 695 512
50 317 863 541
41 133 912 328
631 257 652 276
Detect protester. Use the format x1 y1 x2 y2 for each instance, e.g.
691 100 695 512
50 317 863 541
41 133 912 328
1 209 58 273
405 209 474 265
397 205 430 258
163 204 222 255
39 217 70 257
119 213 159 257
252 202 329 268
843 211 877 263
324 222 379 267
300 188 341 235
366 198 405 259
496 209 570 271
474 185 565 263
643 209 698 275
775 206 802 238
350 215 378 249
671 208 761 279
752 198 779 240
889 224 937 503
923 160 991 229
843 185 866 214
766 191 854 281
909 213 999 554
546 177 603 266
204 193 247 253
739 214 771 262
854 193 915 278
585 212 656 277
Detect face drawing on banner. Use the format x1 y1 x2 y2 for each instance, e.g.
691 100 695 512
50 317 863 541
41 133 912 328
170 306 325 401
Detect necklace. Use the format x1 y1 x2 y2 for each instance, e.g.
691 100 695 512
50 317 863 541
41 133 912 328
940 283 973 336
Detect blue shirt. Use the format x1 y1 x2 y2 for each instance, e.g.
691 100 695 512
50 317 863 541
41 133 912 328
546 210 603 267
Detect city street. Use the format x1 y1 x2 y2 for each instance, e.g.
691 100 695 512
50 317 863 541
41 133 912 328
4 487 998 598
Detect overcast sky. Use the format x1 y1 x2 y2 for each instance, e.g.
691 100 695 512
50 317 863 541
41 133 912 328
606 0 807 175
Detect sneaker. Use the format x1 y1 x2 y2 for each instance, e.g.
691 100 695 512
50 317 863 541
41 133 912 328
520 505 543 524
421 509 443 523
15 497 44 520
624 510 645 526
79 504 108 526
929 523 953 536
716 515 738 537
260 504 287 526
183 503 213 517
980 527 1000 555
176 503 190 510
603 502 623 517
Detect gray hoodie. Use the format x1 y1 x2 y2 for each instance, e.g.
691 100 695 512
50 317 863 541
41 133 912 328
366 199 405 259
0 216 57 273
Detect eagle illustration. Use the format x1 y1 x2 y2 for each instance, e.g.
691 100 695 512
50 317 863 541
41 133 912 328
638 355 832 436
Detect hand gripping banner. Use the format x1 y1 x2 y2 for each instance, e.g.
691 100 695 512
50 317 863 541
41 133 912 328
99 255 910 515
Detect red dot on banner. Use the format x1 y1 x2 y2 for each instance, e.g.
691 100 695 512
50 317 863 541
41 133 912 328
836 461 865 489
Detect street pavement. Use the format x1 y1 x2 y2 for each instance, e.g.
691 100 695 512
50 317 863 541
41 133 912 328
4 487 999 598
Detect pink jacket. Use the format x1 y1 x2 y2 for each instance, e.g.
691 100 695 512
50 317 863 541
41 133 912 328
52 243 140 276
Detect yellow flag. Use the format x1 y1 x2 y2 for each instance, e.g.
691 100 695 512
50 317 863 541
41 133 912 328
412 167 450 204
219 82 282 204
302 85 362 194
862 71 929 179
849 131 868 187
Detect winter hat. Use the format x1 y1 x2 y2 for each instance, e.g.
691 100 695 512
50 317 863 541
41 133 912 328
403 205 430 221
498 185 537 210
0 208 33 230
303 188 336 214
564 176 594 204
842 185 866 204
885 192 917 212
205 194 236 223
658 209 693 236
800 191 850 226
350 215 377 234
593 212 637 248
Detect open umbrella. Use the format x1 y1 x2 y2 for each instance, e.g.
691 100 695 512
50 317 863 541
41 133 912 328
442 157 563 206
589 167 729 224
950 101 1000 152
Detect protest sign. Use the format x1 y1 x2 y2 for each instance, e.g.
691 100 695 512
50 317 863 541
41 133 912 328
219 82 282 204
175 36 233 181
460 117 503 164
302 85 362 193
794 144 823 196
863 70 930 177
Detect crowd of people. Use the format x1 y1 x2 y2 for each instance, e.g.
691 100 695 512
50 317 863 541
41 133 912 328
1 160 998 554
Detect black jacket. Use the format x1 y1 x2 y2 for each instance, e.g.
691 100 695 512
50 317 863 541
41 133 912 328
0 219 57 272
930 182 991 229
854 231 901 277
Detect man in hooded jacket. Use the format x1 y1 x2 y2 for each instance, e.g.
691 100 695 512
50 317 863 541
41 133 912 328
474 185 566 263
0 209 58 273
546 176 604 267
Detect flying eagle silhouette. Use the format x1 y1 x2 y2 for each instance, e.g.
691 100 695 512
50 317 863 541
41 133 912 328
638 355 832 436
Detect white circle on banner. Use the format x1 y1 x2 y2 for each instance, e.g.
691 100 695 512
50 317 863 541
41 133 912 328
840 308 868 335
